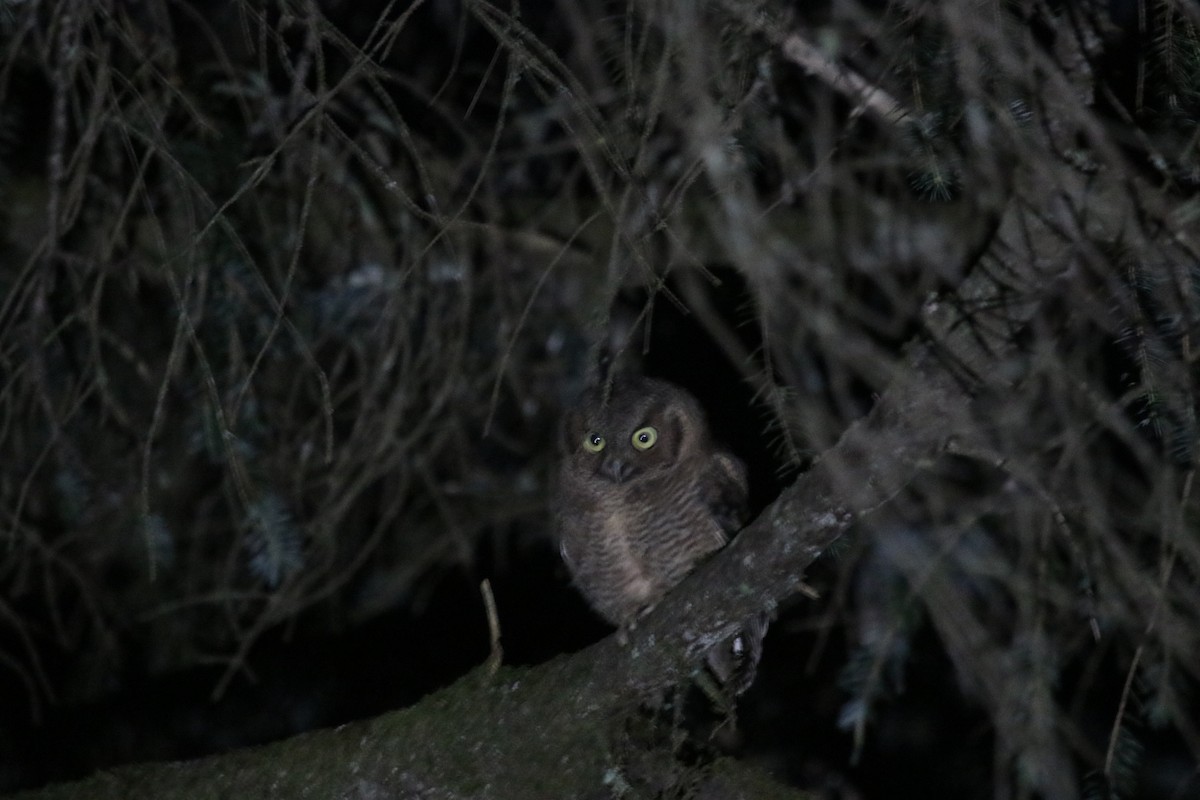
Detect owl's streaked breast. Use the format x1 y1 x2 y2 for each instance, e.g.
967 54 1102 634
558 467 729 626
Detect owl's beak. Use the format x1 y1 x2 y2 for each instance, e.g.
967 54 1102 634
600 457 634 484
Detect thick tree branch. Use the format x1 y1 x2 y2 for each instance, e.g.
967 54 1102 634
13 345 974 800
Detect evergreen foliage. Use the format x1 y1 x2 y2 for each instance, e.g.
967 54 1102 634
1 0 1199 796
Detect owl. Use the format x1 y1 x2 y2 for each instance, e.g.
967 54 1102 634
555 375 765 693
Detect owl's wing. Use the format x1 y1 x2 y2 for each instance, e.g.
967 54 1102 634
707 450 749 536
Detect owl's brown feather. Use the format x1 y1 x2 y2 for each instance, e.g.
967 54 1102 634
555 376 764 693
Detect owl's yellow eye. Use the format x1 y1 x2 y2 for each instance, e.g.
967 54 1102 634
583 433 606 453
631 426 658 450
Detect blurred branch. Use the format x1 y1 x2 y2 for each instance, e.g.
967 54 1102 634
780 33 909 126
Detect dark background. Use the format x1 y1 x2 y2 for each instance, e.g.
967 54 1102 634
2 1 1199 797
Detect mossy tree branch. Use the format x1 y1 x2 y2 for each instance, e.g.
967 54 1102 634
11 340 976 800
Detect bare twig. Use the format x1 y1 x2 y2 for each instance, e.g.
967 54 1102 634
481 578 504 676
